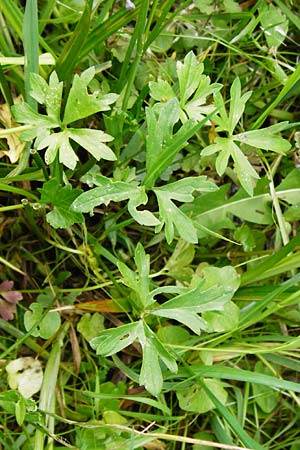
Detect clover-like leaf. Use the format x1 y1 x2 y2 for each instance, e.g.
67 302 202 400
24 303 61 339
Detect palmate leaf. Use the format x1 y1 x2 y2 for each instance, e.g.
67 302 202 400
117 243 155 311
149 51 221 123
153 176 217 243
151 285 234 335
71 175 159 226
90 320 177 397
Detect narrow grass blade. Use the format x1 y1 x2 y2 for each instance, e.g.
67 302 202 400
23 0 39 109
79 4 139 61
252 64 300 129
273 0 300 31
55 0 92 86
83 392 170 414
120 0 150 109
189 365 300 394
34 322 69 449
241 234 300 285
201 381 265 450
0 0 23 41
0 64 13 106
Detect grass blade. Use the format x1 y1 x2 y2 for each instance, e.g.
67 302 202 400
55 0 93 85
201 381 265 450
23 0 39 108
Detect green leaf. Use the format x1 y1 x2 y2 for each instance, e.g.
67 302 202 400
201 265 241 292
252 361 280 413
228 77 252 135
37 130 78 169
177 51 205 105
90 322 140 356
117 243 154 311
149 79 175 102
153 177 217 243
38 179 84 228
139 322 177 396
260 3 288 49
151 285 234 334
12 102 57 133
157 285 233 313
177 379 228 414
63 67 118 124
231 142 260 195
145 98 180 179
24 303 61 339
235 125 291 153
77 313 105 342
71 175 151 223
127 188 160 226
152 307 208 335
233 223 256 251
202 301 240 332
69 128 116 161
30 71 63 122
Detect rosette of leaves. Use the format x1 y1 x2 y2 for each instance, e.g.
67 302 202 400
90 243 236 396
201 78 291 196
149 50 222 123
12 67 118 169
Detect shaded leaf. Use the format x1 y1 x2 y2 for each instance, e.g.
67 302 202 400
177 379 228 414
24 303 61 339
0 280 22 321
38 179 84 228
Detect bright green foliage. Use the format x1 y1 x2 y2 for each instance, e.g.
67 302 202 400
77 313 105 342
12 68 118 169
149 51 221 122
72 171 216 243
90 244 236 395
72 174 159 227
259 3 289 50
252 361 280 413
201 78 291 195
153 177 217 243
